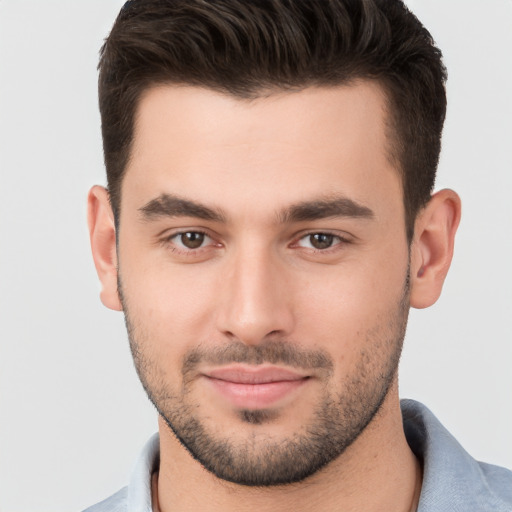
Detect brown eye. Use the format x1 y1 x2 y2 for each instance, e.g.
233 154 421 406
309 233 334 249
297 233 343 250
179 232 206 249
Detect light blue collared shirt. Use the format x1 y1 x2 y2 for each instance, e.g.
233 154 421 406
84 400 512 512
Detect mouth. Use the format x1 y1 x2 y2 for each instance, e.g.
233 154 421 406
202 365 310 409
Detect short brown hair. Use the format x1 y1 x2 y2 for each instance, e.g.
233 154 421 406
99 0 447 240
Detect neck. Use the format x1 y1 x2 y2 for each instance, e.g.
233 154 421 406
155 385 421 512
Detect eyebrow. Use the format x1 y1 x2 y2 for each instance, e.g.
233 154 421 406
278 197 375 223
139 194 227 222
138 193 374 224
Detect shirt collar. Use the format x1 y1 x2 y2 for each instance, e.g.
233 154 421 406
127 401 511 511
127 432 159 512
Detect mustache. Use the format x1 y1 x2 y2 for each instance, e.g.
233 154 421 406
182 340 334 377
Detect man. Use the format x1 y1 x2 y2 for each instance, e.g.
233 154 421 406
85 0 512 511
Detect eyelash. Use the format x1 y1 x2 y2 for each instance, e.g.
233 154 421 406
293 232 351 253
159 230 351 256
161 230 215 253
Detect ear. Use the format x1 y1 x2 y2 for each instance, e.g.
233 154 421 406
87 185 123 311
409 189 461 309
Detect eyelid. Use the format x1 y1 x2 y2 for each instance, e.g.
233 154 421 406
293 229 351 243
159 228 221 252
291 230 353 252
159 226 216 240
157 227 353 257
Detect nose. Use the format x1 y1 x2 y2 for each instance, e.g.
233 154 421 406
215 245 295 345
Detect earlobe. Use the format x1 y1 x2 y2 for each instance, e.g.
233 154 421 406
409 189 461 309
87 185 123 311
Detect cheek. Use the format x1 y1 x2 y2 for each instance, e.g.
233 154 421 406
120 252 221 347
295 253 408 353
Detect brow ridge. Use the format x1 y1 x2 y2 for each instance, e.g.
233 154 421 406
139 193 374 225
139 193 226 222
278 197 375 223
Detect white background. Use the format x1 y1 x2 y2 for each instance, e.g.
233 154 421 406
0 1 511 510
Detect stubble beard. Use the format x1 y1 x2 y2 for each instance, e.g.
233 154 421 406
120 277 410 487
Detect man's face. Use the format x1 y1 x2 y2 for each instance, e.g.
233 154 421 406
117 83 411 485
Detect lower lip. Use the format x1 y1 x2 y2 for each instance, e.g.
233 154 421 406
205 377 308 409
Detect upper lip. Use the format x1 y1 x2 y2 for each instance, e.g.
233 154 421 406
203 365 308 384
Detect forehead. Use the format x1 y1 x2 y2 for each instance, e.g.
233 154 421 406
124 83 401 220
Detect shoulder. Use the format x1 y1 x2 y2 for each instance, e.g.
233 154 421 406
477 461 512 505
401 399 512 511
82 487 128 512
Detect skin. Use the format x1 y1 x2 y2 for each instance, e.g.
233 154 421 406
89 82 460 511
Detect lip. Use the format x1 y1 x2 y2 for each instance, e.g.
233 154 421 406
205 365 307 384
203 365 309 409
